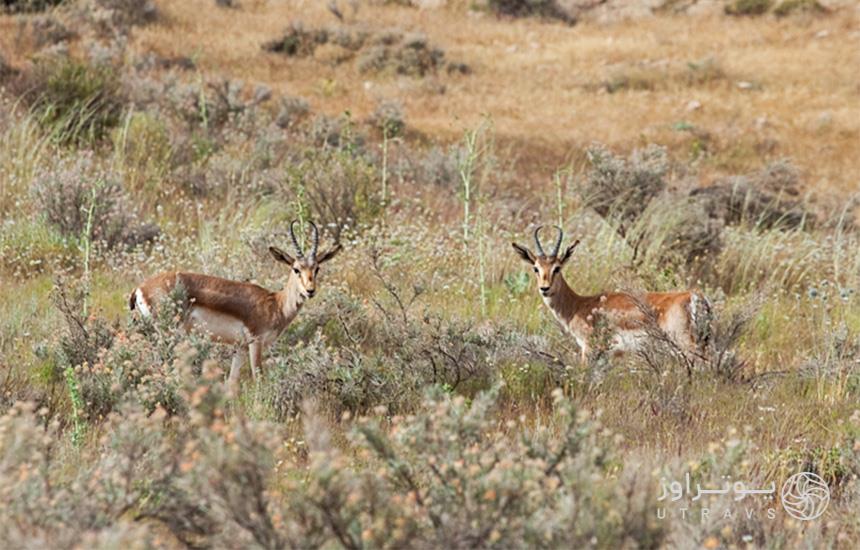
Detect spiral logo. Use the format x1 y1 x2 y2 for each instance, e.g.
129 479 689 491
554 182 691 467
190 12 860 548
780 472 830 521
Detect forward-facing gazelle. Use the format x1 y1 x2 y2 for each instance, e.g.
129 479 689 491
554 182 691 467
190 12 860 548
512 226 710 362
130 221 341 391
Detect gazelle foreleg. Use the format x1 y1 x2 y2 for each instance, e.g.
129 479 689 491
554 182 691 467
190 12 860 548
228 347 247 393
249 340 263 381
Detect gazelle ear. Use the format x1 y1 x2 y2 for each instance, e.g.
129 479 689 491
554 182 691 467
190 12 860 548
316 243 342 264
269 246 296 265
512 242 536 264
559 239 580 265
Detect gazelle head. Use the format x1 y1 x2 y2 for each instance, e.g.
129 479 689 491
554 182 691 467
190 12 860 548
512 226 579 298
269 221 342 299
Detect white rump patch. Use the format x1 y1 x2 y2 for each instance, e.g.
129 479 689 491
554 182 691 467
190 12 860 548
689 293 699 324
135 288 151 317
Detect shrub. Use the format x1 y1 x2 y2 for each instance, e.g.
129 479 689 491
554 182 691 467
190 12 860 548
32 153 159 249
112 111 173 194
582 144 668 235
0 53 16 81
690 159 814 230
774 0 825 16
0 0 63 13
28 57 123 146
275 94 310 129
486 0 575 24
46 281 115 385
356 32 445 77
42 279 210 421
262 22 334 57
263 24 458 78
286 388 666 547
95 0 158 27
368 99 405 138
283 145 380 240
725 0 773 15
29 14 76 48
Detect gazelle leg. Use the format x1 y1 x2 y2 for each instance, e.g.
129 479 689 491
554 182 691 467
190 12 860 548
228 347 247 394
249 341 263 381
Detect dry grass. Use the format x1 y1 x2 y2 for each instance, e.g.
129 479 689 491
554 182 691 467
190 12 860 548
124 0 860 194
2 1 860 546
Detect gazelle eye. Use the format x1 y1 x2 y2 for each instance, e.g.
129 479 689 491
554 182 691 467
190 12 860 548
293 268 300 274
552 266 560 274
533 267 538 273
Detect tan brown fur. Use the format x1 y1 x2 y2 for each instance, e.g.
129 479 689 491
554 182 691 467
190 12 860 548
513 231 709 361
133 272 290 339
130 231 341 392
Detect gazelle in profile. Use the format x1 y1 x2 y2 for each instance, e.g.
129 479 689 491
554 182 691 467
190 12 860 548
130 221 341 391
512 226 710 362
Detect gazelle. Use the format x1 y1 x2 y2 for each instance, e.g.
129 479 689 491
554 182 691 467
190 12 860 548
512 226 710 362
130 221 341 391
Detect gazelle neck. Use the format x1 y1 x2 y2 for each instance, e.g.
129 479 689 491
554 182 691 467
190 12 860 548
543 273 582 323
276 272 306 320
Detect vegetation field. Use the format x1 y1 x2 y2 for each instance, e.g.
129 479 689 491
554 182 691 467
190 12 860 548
1 0 859 548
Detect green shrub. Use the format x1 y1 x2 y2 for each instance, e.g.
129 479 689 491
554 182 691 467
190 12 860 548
725 0 773 15
112 112 173 194
283 146 380 240
29 58 123 145
774 0 824 16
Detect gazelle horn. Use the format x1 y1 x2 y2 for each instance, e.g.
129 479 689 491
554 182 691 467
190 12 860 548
533 225 546 257
551 225 563 257
309 221 320 261
289 220 304 258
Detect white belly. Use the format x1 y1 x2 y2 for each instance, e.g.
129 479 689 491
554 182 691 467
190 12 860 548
611 329 647 353
186 306 250 344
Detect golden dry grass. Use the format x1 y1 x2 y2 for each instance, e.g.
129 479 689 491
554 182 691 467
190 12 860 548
123 0 860 194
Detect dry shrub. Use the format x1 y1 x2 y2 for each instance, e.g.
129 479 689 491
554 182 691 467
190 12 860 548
41 280 201 421
582 144 668 233
691 159 815 230
0 0 63 13
0 53 15 80
28 14 76 48
581 146 814 278
579 144 721 272
283 145 380 241
94 0 159 27
367 99 405 138
47 281 115 382
0 360 227 547
486 0 575 24
292 388 665 547
356 32 446 77
32 153 159 249
263 23 461 78
631 291 756 386
265 252 560 418
274 94 310 129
